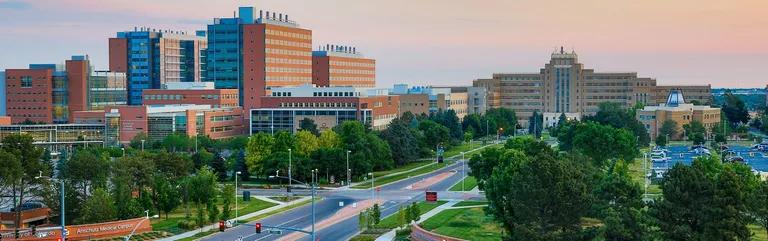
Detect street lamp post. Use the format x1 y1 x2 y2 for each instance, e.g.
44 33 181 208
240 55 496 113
268 174 316 240
235 171 241 223
288 148 292 193
461 151 466 191
346 150 351 188
36 173 64 241
369 172 375 201
141 139 145 151
121 148 125 157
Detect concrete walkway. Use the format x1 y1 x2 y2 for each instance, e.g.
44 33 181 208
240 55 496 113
374 200 459 241
155 196 311 241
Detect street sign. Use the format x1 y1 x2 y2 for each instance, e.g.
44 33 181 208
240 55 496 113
268 229 283 235
426 191 438 202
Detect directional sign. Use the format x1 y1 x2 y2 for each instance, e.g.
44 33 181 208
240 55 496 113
426 191 438 202
268 229 283 235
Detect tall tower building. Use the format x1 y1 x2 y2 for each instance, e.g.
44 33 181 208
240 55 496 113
109 29 207 105
207 7 313 111
312 45 375 87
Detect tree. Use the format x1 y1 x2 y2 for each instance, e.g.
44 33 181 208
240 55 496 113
162 133 191 152
371 203 381 225
318 130 342 149
336 121 393 176
486 108 518 136
651 157 752 241
1 134 49 233
722 90 750 126
153 175 180 219
528 111 543 138
659 120 679 140
221 184 234 220
655 135 668 147
359 210 369 231
397 206 407 229
418 120 450 149
381 118 420 166
245 133 274 176
467 147 505 190
299 118 320 136
129 132 150 150
77 188 116 224
409 202 421 222
191 149 215 169
587 102 650 147
61 148 111 198
751 180 768 238
683 120 707 145
429 109 463 141
233 150 250 181
571 122 638 166
154 151 193 179
211 153 228 181
295 130 319 158
593 161 648 241
485 146 595 241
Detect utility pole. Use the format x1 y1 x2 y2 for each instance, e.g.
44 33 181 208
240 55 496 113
235 171 241 222
346 150 351 188
288 148 292 193
461 152 466 191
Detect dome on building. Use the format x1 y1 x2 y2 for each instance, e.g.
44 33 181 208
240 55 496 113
666 90 685 107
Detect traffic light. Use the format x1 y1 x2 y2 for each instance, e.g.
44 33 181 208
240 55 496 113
255 223 262 233
56 238 62 241
219 221 225 232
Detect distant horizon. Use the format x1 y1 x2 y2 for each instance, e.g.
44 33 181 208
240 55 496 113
1 0 766 88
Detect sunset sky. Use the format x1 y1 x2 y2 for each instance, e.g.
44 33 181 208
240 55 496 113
1 0 766 88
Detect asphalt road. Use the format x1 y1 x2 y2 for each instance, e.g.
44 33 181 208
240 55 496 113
201 160 478 241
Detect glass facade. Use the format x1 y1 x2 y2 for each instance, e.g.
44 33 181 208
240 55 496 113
250 109 371 134
51 72 69 124
0 124 104 144
206 18 241 90
89 71 127 110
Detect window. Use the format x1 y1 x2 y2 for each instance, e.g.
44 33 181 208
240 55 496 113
21 76 32 88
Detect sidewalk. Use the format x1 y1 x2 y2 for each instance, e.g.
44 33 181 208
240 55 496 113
155 196 311 241
374 200 459 241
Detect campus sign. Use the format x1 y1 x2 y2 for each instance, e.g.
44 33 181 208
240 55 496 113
0 217 151 241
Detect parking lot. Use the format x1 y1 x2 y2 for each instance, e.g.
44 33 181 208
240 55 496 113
651 145 768 172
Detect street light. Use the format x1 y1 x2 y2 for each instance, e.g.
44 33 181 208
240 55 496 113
461 151 466 192
35 172 65 241
235 171 242 223
346 150 351 188
288 148 292 193
141 139 145 151
368 172 375 201
121 147 125 157
268 173 316 241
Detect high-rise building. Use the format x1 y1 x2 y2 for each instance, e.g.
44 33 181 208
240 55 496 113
312 45 375 87
473 47 712 127
0 71 5 116
109 28 207 105
5 56 127 124
207 7 313 111
637 90 720 140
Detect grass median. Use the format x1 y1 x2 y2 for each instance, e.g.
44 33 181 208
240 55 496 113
374 201 448 229
448 176 477 191
352 163 447 189
420 207 502 241
151 198 277 234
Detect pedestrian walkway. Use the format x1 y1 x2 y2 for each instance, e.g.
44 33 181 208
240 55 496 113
155 196 311 241
374 200 458 241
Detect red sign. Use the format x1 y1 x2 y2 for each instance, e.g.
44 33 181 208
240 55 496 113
425 191 438 202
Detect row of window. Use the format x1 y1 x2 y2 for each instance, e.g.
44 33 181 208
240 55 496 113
266 57 311 65
265 29 311 40
210 115 238 122
266 67 312 74
313 91 355 97
375 113 397 120
265 39 312 48
144 94 237 100
278 102 358 108
497 76 542 81
329 69 375 75
210 126 235 133
329 61 374 68
266 48 312 56
265 76 312 82
328 77 374 82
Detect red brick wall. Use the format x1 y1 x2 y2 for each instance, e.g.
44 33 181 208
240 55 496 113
106 106 148 143
312 56 330 87
327 55 375 87
108 38 128 72
410 224 468 241
242 24 267 112
66 60 89 121
202 108 244 139
5 69 53 123
142 89 239 107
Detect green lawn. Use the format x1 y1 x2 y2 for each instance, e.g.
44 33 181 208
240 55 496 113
352 163 448 189
374 201 448 229
420 207 502 241
627 154 662 196
453 200 488 207
151 198 277 234
444 141 481 157
176 230 217 241
449 176 478 191
373 160 434 177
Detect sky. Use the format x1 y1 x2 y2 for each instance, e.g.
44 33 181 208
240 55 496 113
0 0 766 88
